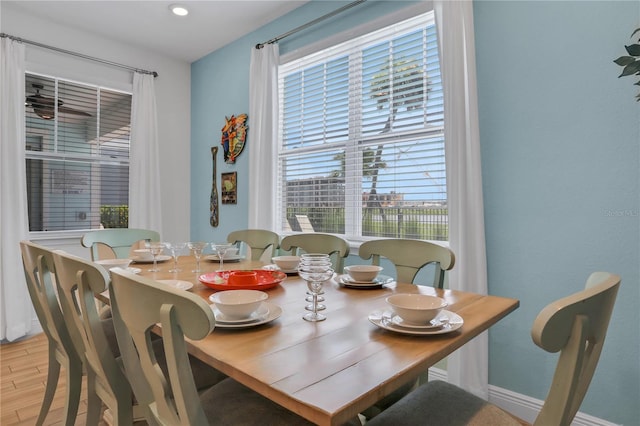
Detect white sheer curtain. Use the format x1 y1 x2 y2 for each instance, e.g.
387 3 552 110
129 72 162 234
435 0 489 398
248 44 280 230
0 37 33 341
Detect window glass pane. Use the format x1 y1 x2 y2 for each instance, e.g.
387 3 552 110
280 148 345 233
359 136 447 239
25 73 131 232
282 56 349 149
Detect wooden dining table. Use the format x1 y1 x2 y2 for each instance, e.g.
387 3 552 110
130 252 519 426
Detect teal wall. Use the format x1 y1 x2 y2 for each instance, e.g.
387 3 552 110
475 1 639 423
192 1 640 423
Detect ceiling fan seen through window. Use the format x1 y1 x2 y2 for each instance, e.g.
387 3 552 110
25 83 92 120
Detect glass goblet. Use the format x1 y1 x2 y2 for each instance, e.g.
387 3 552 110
298 255 333 322
187 241 208 273
212 242 233 272
302 253 328 305
167 242 186 273
148 242 165 272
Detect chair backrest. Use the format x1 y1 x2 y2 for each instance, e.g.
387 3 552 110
358 239 455 287
110 268 215 425
51 250 134 423
532 272 620 426
20 241 82 366
280 233 350 273
81 228 160 260
227 229 280 261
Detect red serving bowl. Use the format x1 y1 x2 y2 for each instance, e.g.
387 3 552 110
199 269 287 291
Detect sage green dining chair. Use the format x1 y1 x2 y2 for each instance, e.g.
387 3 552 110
52 251 227 425
357 239 455 419
20 241 83 426
367 272 621 426
81 228 160 260
227 229 280 261
358 239 455 288
280 233 350 273
109 268 319 425
52 250 137 425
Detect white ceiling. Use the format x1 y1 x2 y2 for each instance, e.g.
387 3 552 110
5 0 309 63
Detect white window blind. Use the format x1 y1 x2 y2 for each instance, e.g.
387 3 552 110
278 11 448 241
25 73 132 232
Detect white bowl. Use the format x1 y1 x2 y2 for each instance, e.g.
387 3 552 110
209 290 268 320
386 294 447 324
95 258 132 271
272 255 300 271
344 265 383 282
132 249 153 260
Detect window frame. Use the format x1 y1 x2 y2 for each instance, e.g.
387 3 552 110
276 8 447 243
24 71 132 237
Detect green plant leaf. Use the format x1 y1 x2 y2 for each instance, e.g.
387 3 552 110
625 44 640 56
634 80 640 86
632 28 640 38
614 56 636 66
619 61 640 77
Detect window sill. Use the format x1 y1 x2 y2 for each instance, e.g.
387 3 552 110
28 229 91 241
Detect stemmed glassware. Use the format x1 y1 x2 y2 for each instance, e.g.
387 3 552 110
298 253 334 322
166 242 187 273
212 242 233 272
187 241 208 273
147 242 166 272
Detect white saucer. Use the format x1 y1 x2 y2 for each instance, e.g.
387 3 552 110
204 254 244 263
157 279 193 291
262 264 298 274
210 302 281 328
338 274 394 288
130 255 171 263
368 310 463 335
126 267 141 274
387 311 444 329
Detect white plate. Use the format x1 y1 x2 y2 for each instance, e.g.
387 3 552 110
126 267 141 274
209 302 281 328
338 274 394 288
368 309 463 335
158 279 193 291
262 264 298 274
209 302 270 324
130 255 172 263
204 254 244 263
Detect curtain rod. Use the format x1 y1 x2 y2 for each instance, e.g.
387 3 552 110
0 32 158 77
255 0 367 49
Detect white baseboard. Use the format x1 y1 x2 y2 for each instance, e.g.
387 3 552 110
428 368 619 426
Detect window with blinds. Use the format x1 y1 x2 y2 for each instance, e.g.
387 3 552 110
278 11 448 241
25 73 132 232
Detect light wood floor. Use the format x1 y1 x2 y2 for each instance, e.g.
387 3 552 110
0 332 96 425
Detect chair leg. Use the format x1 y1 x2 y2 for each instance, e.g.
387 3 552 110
111 396 134 426
36 346 60 426
62 356 83 426
85 372 103 426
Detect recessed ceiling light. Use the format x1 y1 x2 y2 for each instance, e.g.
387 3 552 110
169 4 189 16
